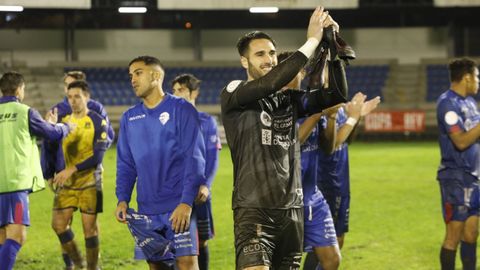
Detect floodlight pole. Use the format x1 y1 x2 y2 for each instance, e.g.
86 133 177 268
64 11 77 62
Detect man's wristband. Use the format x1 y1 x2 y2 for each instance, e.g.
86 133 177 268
298 38 320 59
346 117 358 126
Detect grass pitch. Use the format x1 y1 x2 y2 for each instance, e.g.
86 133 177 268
14 142 448 269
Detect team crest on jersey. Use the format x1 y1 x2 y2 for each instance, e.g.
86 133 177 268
210 135 217 143
101 132 107 139
226 80 242 93
101 119 107 126
260 111 272 127
445 111 459 125
159 112 170 125
85 122 91 129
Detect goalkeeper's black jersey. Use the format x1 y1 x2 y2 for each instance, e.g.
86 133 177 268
220 51 309 210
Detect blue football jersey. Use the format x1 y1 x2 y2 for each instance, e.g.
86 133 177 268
298 118 325 207
437 89 480 183
198 112 221 189
317 108 350 195
116 94 206 215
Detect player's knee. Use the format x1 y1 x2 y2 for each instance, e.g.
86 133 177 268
57 229 75 244
464 228 479 243
333 251 342 267
199 239 208 247
176 255 198 270
83 222 98 238
83 227 98 238
51 220 68 234
10 228 27 245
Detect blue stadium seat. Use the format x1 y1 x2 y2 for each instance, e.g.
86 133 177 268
66 64 388 105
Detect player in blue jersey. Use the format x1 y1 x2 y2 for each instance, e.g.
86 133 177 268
0 72 71 270
277 48 379 269
115 56 206 270
309 94 378 269
277 50 343 270
171 74 221 270
302 86 379 270
437 58 480 270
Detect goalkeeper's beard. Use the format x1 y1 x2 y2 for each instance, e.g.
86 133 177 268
248 62 272 80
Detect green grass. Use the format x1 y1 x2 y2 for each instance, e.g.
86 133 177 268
14 142 452 269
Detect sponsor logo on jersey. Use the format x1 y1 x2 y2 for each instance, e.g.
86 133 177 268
210 134 217 143
242 243 263 255
226 80 242 93
273 114 293 132
101 119 107 126
159 112 170 125
129 114 146 121
0 112 17 122
273 134 296 150
260 111 272 127
261 129 272 145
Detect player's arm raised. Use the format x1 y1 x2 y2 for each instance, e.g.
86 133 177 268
233 7 329 106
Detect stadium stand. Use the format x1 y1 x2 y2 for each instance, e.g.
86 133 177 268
64 66 246 105
63 64 389 106
426 64 450 102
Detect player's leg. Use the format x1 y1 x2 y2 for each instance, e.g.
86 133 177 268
0 192 30 270
233 208 277 270
441 221 464 269
147 260 175 270
176 256 199 270
0 224 26 270
81 213 99 270
460 184 480 270
334 195 350 250
52 189 84 269
439 182 467 270
303 252 318 270
0 227 5 246
313 245 341 270
197 199 214 270
79 187 101 270
337 235 345 249
166 211 199 270
274 208 303 270
303 201 340 270
198 240 209 270
460 215 478 270
61 217 74 270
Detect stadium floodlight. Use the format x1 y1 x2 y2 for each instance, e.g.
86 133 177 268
249 7 279 13
0 5 24 12
118 7 147 13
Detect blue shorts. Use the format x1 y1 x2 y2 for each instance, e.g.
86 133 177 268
440 181 480 223
0 191 30 227
304 197 338 251
196 199 215 241
133 210 199 262
323 192 350 236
